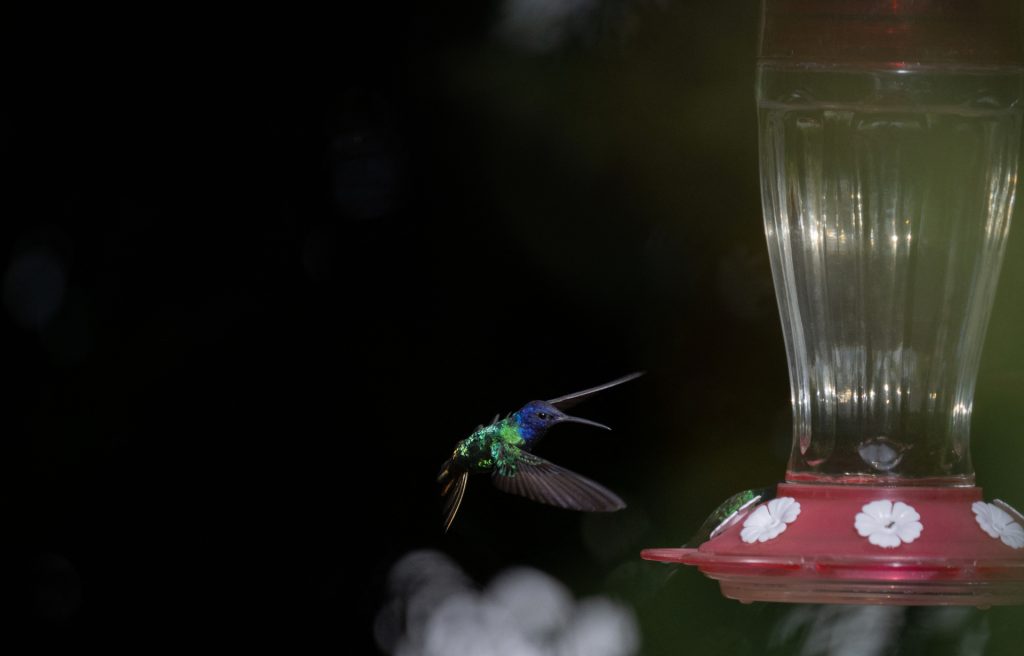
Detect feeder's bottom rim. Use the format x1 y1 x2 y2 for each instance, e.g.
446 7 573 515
641 547 1024 571
715 577 1024 606
641 548 1024 605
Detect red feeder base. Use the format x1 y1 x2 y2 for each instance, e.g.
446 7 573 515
642 483 1024 606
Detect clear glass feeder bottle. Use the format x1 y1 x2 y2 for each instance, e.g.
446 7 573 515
760 47 1020 488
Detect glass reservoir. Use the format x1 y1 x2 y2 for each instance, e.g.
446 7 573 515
759 65 1023 485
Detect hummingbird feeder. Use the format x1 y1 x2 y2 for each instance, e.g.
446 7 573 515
643 0 1024 605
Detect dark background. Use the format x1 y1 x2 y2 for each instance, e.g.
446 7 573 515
6 4 1024 653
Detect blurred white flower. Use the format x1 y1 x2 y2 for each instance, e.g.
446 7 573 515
486 567 573 639
424 593 541 656
772 605 906 656
740 497 800 543
973 500 1024 549
855 500 922 548
376 550 639 656
557 597 640 656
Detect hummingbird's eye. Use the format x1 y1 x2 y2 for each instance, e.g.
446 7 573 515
537 412 549 420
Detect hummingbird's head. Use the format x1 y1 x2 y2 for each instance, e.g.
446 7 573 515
514 400 611 441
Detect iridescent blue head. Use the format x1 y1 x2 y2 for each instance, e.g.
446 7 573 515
513 400 610 446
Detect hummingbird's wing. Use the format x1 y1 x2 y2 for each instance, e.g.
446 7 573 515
492 452 625 512
546 372 644 410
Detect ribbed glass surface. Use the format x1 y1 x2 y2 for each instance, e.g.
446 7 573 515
758 65 1023 484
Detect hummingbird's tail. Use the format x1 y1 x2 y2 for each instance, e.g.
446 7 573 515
437 458 453 484
438 458 469 533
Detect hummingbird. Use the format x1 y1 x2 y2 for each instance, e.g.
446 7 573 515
437 372 642 532
683 486 775 547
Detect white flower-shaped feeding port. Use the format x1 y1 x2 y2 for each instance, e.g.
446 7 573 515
972 500 1024 549
855 500 923 548
740 497 800 543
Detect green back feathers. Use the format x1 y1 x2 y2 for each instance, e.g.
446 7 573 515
454 419 525 474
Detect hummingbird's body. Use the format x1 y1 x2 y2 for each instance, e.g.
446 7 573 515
450 420 524 476
438 373 642 532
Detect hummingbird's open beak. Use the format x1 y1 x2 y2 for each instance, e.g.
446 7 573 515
559 415 611 431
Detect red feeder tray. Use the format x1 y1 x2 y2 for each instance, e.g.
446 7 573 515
642 483 1024 606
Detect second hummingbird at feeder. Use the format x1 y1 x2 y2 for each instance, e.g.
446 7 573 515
437 372 642 532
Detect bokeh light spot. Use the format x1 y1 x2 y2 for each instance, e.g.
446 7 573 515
4 249 66 330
